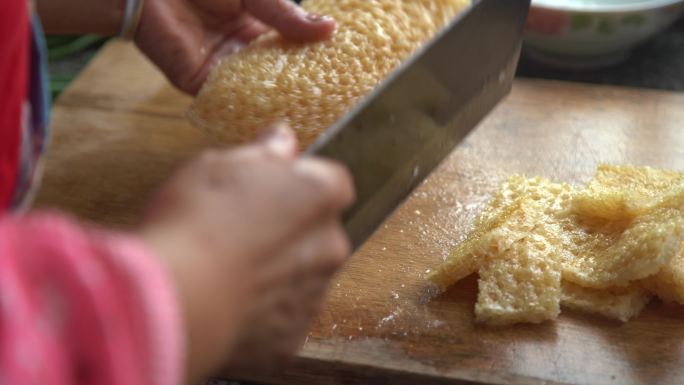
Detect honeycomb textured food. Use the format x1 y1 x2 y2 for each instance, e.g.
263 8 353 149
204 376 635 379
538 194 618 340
570 165 684 302
572 164 684 221
428 176 572 291
430 166 684 325
561 282 651 322
475 201 563 325
431 177 571 325
561 193 684 288
645 243 684 304
189 0 470 149
429 236 485 293
427 199 520 292
477 176 684 289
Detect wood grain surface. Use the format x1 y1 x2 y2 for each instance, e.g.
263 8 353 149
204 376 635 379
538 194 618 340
35 41 684 385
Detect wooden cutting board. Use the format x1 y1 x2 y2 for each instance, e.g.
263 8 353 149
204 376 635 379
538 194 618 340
35 41 684 385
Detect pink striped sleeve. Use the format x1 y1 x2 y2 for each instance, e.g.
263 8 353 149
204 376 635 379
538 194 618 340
0 212 185 385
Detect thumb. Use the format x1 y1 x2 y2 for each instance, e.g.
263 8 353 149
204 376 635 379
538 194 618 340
257 123 299 159
245 0 335 42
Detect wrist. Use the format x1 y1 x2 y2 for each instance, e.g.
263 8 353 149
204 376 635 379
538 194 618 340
139 223 244 383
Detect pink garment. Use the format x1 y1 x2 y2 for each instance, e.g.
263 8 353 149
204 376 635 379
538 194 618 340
0 212 185 385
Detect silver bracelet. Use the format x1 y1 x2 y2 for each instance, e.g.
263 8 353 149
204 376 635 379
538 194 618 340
119 0 145 40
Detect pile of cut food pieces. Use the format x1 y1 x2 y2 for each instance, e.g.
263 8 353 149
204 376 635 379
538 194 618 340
429 165 684 325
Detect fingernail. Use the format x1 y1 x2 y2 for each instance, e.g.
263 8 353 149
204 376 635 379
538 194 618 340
265 123 296 158
306 13 332 23
295 159 335 186
269 123 291 140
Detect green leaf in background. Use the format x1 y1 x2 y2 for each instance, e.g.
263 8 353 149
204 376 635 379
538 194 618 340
46 35 108 97
46 36 79 46
49 75 73 99
47 35 107 61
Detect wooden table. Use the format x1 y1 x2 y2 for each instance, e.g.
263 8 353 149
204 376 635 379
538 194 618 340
36 41 684 385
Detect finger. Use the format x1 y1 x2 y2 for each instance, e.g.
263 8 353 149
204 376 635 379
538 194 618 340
192 0 242 19
244 0 335 42
217 155 354 226
256 123 299 160
182 38 247 95
203 126 296 169
293 220 350 276
180 12 261 94
236 17 270 42
259 219 351 285
190 149 354 252
294 157 356 214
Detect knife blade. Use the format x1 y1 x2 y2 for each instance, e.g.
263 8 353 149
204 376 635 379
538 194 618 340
306 0 531 250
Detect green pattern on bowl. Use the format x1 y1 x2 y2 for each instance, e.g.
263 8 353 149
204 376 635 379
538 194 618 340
525 0 684 69
569 13 651 35
621 14 646 26
571 14 593 30
597 17 618 34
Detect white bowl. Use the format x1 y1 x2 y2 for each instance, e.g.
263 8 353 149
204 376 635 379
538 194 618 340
524 0 684 69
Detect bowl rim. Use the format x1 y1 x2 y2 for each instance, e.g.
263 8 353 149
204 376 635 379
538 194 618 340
531 0 684 13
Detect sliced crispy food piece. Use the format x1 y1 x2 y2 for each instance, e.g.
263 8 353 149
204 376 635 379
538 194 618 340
561 172 684 288
475 212 562 325
567 164 684 289
477 176 574 227
428 236 486 292
572 164 684 221
189 0 470 148
428 199 521 292
429 176 572 291
561 185 684 288
645 242 684 304
561 281 651 322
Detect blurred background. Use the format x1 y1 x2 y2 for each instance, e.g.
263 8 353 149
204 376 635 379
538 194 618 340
46 35 107 99
518 0 684 91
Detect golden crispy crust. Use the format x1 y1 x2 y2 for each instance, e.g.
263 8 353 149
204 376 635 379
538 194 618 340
189 0 469 149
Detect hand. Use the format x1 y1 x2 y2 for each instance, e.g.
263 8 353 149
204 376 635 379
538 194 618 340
136 0 336 94
36 0 333 93
140 125 354 383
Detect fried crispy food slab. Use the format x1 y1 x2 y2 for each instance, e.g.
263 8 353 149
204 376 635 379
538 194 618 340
571 165 684 301
428 177 571 292
430 166 684 325
561 282 651 322
645 243 684 304
189 0 469 148
431 177 570 324
572 164 684 221
475 200 563 325
561 190 684 288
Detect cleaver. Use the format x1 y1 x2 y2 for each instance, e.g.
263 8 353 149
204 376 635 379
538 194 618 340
306 0 531 250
